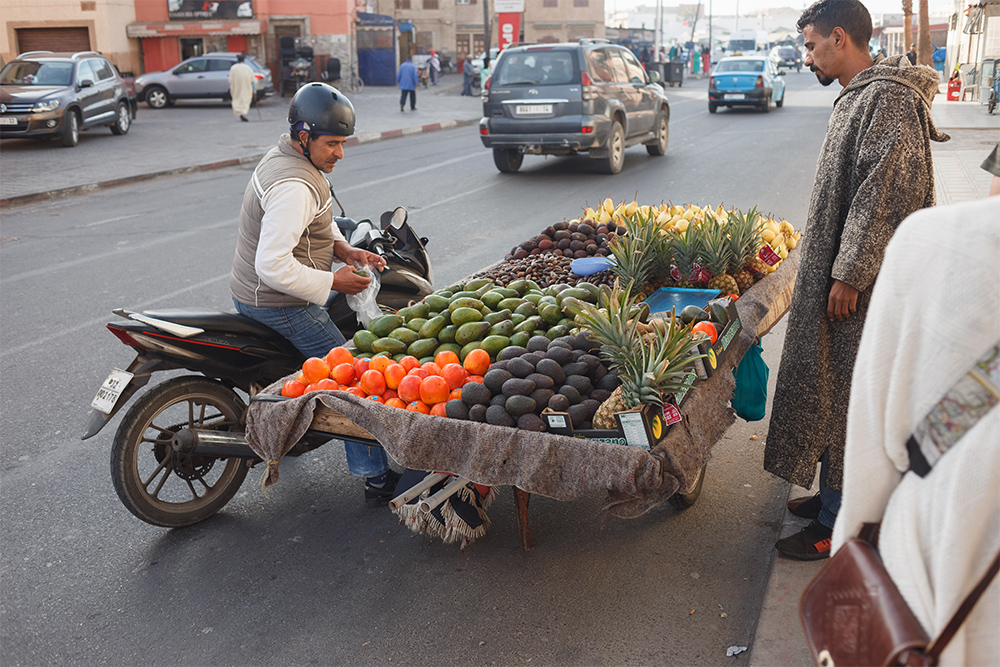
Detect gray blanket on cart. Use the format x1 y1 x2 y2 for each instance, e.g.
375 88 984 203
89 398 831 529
245 251 798 519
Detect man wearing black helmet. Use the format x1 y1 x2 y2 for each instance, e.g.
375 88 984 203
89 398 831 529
230 82 399 506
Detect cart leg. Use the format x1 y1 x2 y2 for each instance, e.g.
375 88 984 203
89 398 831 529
513 487 535 551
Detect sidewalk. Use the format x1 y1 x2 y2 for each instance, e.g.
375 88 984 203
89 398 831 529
748 95 997 666
0 73 481 204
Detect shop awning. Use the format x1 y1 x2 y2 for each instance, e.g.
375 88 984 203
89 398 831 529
126 19 265 39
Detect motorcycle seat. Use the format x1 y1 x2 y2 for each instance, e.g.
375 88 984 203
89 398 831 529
142 309 288 341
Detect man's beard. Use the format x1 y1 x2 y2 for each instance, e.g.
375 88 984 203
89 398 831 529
811 65 835 86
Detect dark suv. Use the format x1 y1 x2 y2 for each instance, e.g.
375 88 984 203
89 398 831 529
479 40 670 174
0 51 137 147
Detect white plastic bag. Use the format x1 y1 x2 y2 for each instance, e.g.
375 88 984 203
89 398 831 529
345 265 382 327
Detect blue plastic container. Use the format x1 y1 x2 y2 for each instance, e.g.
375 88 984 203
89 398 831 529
642 287 721 317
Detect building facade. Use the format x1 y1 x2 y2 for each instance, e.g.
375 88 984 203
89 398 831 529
1 0 141 73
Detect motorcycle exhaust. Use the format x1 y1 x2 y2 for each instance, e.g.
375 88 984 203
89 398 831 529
171 428 259 459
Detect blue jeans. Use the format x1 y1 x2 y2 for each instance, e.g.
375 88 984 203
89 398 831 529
817 449 842 530
399 89 415 109
234 295 389 479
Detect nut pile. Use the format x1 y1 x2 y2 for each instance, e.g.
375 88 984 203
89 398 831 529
506 220 621 261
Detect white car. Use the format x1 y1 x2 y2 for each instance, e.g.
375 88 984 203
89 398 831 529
135 52 274 109
471 47 501 74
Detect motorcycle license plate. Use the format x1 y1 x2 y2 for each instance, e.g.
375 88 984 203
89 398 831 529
724 94 746 100
515 104 552 115
91 368 134 414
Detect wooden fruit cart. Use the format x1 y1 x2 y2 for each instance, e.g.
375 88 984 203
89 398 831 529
244 251 798 551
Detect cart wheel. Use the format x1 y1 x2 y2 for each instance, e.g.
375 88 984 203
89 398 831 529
111 377 250 528
669 463 706 509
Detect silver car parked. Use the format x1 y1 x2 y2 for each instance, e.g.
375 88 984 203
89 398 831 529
135 52 274 109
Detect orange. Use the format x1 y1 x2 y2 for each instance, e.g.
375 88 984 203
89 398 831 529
385 397 408 409
435 350 460 368
354 357 370 377
304 383 318 393
366 394 385 404
301 357 332 384
397 374 423 404
369 355 393 374
383 389 398 401
331 362 356 386
324 346 354 369
463 348 490 376
344 386 367 398
296 372 306 384
430 402 449 418
440 363 468 391
383 363 406 390
419 375 450 405
465 374 485 385
359 369 387 396
406 400 430 414
315 378 338 391
448 388 463 401
693 321 718 345
407 367 429 380
281 380 306 398
421 361 442 377
398 355 420 372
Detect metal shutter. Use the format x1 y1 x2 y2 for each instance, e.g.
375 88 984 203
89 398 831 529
16 28 91 55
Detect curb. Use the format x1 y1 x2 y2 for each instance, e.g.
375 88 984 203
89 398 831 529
0 117 480 208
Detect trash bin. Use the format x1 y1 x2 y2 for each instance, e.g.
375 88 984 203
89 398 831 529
662 60 685 87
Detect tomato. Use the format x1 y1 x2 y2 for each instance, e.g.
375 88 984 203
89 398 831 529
281 380 306 398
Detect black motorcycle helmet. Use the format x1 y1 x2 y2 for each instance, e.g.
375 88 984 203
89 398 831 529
287 82 355 166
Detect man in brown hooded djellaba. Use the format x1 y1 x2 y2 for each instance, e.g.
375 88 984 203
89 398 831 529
764 0 949 561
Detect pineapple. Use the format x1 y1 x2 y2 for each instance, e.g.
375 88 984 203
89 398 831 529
702 216 741 296
566 285 704 428
726 207 765 293
608 210 659 296
670 226 704 288
728 207 770 279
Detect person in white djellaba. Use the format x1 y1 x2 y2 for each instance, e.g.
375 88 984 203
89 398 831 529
833 193 1000 665
228 54 255 122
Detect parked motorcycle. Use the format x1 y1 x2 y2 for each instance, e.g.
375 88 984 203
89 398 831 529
82 207 433 528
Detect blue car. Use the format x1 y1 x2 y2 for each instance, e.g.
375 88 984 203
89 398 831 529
708 55 786 113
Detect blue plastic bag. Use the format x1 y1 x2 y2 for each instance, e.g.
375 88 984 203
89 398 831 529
732 341 769 421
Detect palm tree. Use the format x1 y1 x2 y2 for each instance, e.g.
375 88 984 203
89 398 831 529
917 0 933 66
902 0 913 57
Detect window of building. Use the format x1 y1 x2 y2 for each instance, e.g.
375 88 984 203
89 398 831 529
423 0 438 7
573 0 588 6
396 0 411 8
543 0 557 6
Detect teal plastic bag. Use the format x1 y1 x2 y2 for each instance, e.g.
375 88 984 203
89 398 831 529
732 341 769 421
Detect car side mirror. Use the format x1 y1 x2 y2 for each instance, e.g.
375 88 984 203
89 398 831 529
778 70 785 76
79 79 94 88
649 70 660 84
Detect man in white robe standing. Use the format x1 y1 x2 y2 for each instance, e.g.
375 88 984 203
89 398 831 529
229 54 255 122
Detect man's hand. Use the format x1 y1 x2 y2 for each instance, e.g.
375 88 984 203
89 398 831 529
332 266 372 295
827 279 859 321
334 241 386 272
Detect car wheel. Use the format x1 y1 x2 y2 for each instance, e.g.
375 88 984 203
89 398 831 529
492 148 523 173
760 93 771 113
146 86 169 110
110 101 131 135
776 92 784 108
708 102 718 114
60 110 79 147
645 114 668 156
597 120 625 175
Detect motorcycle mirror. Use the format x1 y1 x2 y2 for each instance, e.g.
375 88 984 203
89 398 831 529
381 206 408 230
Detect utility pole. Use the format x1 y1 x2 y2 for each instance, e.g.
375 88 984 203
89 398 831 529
483 0 492 55
735 0 739 32
656 0 663 56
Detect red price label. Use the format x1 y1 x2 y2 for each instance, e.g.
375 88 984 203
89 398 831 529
662 402 682 425
758 245 781 267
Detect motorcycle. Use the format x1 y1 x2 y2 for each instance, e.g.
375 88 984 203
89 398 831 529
289 56 313 91
82 207 433 528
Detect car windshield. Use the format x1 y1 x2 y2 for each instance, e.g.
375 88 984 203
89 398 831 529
728 40 756 52
779 48 798 57
493 50 576 86
716 60 764 73
0 61 74 86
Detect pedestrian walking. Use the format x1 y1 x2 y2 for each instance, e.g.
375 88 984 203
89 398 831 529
461 54 476 96
701 47 711 74
763 0 949 561
397 55 418 112
429 50 441 85
228 54 254 122
906 43 917 65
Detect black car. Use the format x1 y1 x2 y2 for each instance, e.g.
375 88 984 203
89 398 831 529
479 39 670 175
771 46 803 71
0 51 137 147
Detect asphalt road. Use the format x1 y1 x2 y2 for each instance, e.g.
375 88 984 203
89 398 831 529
0 71 835 666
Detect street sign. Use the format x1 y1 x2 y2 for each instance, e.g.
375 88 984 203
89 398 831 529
494 0 525 12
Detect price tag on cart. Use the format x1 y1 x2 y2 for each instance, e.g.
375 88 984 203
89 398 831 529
91 368 134 414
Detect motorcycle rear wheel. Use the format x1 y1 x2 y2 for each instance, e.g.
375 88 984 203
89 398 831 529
111 377 250 528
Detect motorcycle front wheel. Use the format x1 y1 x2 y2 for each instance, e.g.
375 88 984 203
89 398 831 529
111 377 250 527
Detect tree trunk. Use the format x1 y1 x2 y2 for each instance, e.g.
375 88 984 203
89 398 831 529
902 0 913 56
917 0 933 67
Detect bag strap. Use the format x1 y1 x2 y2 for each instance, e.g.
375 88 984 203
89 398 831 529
925 551 1000 659
907 343 999 477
